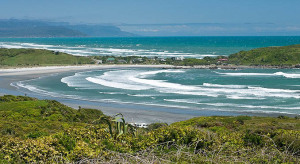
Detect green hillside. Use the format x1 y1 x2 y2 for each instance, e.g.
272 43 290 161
0 48 94 67
1 44 300 68
228 44 300 66
173 44 300 67
0 95 299 163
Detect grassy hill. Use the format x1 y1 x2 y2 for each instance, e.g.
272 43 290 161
229 44 300 66
1 44 300 68
0 48 95 67
0 95 299 163
174 44 300 67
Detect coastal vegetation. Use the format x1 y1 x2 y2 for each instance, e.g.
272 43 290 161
228 44 300 66
1 44 300 68
0 48 94 67
0 95 299 163
174 44 300 67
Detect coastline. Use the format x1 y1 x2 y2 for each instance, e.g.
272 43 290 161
1 64 298 124
166 65 300 70
0 64 175 76
1 64 299 73
0 64 199 124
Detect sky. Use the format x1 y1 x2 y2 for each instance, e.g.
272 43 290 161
1 0 300 35
1 0 299 25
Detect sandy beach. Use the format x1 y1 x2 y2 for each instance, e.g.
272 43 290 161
0 64 176 76
0 64 198 124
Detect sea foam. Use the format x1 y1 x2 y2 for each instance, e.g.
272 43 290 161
83 69 300 99
0 42 217 58
216 71 300 79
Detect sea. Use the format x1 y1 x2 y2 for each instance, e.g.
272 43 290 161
1 36 300 116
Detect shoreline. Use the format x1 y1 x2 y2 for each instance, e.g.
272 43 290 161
1 64 298 124
1 63 299 73
165 65 300 70
0 64 175 76
0 64 201 124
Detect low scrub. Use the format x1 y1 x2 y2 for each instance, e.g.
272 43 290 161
0 95 299 163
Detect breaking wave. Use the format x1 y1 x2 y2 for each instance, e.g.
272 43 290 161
81 69 300 100
216 72 300 78
0 42 217 58
12 68 300 116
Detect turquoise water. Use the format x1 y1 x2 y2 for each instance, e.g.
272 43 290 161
14 68 300 115
2 37 300 116
1 36 300 58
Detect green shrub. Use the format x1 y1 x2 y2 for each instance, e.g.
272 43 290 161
278 115 289 119
244 130 263 146
0 95 299 163
55 133 76 151
147 122 168 130
0 95 37 102
27 131 48 139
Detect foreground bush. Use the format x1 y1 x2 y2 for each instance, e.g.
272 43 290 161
0 95 299 163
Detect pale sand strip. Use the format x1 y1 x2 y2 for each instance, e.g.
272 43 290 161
0 64 174 76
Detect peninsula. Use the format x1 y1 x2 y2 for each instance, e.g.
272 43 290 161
1 44 300 68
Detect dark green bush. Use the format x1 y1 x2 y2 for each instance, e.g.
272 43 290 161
147 122 168 130
27 131 48 139
244 130 263 146
55 133 76 151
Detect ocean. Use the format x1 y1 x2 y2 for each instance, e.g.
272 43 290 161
1 37 300 116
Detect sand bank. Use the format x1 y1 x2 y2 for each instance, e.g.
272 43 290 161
0 64 174 76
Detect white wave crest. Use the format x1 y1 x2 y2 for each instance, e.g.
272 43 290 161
216 71 300 79
127 94 156 97
139 70 185 77
0 42 217 58
86 76 151 90
14 81 77 99
85 69 188 91
216 72 274 76
83 69 300 99
274 72 300 78
164 99 300 110
203 83 247 88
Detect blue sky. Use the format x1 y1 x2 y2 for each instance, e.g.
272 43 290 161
1 0 300 35
1 0 299 25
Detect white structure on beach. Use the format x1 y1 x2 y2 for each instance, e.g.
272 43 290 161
176 56 184 61
129 123 148 128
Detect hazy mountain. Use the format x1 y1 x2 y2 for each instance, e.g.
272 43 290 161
0 19 136 37
67 25 136 37
119 23 300 36
0 19 86 37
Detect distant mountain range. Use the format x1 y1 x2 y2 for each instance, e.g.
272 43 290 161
0 19 136 37
119 23 300 36
3 19 299 37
